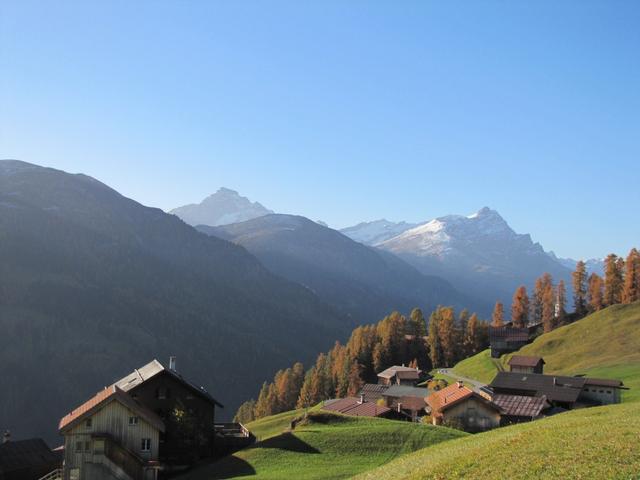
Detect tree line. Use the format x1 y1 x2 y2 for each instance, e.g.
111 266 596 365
234 306 489 423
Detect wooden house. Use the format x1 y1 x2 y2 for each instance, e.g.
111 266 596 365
321 398 392 418
426 383 501 432
59 386 165 480
0 437 61 480
491 394 550 425
377 366 422 386
381 385 429 421
508 355 545 374
112 358 223 462
489 327 530 358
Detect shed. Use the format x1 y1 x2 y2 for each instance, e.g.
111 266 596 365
508 355 545 374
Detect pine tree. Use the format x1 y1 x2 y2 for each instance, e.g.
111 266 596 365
254 382 273 419
427 308 444 369
511 286 529 328
604 254 624 306
409 308 427 337
556 280 567 325
533 273 553 324
296 369 315 409
542 282 556 333
234 399 256 423
439 307 456 367
622 248 640 304
457 309 470 359
491 301 504 327
572 260 588 316
346 362 364 397
464 313 481 355
588 273 604 312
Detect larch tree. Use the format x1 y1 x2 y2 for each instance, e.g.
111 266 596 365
511 286 529 328
491 301 504 327
542 282 556 333
428 308 444 369
533 273 553 324
604 254 624 306
556 280 567 325
439 307 457 367
622 248 640 304
410 307 427 337
588 273 604 312
572 260 588 317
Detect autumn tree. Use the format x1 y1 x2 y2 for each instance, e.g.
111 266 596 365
511 286 529 328
556 280 567 325
622 248 640 304
346 362 364 397
542 281 556 333
588 273 604 312
233 399 256 424
533 273 553 324
604 254 624 306
491 301 504 327
572 260 588 317
439 307 457 367
409 308 427 337
428 308 444 368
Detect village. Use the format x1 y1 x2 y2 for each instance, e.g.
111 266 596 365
0 322 628 480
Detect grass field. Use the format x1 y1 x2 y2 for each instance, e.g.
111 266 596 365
450 349 500 384
179 412 466 480
355 401 640 480
245 407 312 442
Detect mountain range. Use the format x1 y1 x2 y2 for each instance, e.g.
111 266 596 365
0 161 347 443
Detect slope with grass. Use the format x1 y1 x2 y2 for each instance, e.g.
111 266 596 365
179 412 466 480
355 401 640 480
451 302 640 400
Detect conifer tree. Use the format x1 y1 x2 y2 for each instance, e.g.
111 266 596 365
234 399 256 424
588 273 604 312
428 308 444 368
439 307 457 367
254 382 273 418
556 280 567 325
296 370 315 409
511 286 529 328
572 260 588 316
464 313 481 355
491 301 504 327
533 273 553 324
542 282 556 333
622 248 640 304
409 308 427 337
604 254 624 306
346 362 364 397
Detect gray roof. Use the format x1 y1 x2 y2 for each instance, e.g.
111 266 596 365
377 365 421 379
489 372 585 404
113 359 223 407
358 383 389 402
492 394 549 417
0 439 59 473
382 385 430 399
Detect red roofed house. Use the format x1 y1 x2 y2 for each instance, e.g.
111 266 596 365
59 386 165 480
426 382 501 432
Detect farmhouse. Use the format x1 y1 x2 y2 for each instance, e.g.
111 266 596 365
508 355 545 374
491 394 550 424
322 398 392 418
489 326 531 358
59 386 165 480
357 384 389 403
377 366 422 386
489 371 627 408
426 383 501 432
381 386 429 421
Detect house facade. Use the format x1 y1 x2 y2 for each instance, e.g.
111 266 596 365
426 383 501 432
508 355 545 374
59 386 164 480
377 366 421 386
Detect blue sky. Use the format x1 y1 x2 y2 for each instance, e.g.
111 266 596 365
1 1 638 259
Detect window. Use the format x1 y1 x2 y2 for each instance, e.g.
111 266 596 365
75 441 83 452
85 441 91 452
157 388 166 399
85 418 92 428
606 390 612 394
141 438 151 452
75 441 90 452
129 416 139 426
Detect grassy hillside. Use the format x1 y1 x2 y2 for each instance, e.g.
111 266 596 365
452 302 640 400
180 412 466 480
246 407 312 441
355 402 640 480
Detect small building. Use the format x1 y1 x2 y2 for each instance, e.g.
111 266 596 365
508 355 545 374
321 398 392 418
59 386 165 480
489 327 531 358
580 378 626 405
0 437 61 480
426 383 501 432
381 385 430 421
377 366 422 386
357 384 389 403
491 394 550 425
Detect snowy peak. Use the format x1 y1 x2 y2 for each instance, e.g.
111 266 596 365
340 219 418 245
170 188 273 227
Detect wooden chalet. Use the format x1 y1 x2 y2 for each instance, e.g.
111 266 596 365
381 385 430 421
357 384 389 403
508 355 545 374
491 394 550 424
321 398 392 418
0 436 61 480
489 326 531 358
426 383 501 432
377 366 422 386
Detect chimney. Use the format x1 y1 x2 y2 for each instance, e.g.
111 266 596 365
553 377 557 386
359 394 364 404
169 356 177 372
2 430 10 444
397 402 402 413
457 381 464 388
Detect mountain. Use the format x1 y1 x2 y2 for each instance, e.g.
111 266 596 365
0 161 347 444
170 188 272 226
198 214 487 324
374 207 572 305
340 219 418 246
548 252 605 276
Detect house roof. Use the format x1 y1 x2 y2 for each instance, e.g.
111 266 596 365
427 383 502 417
358 383 389 402
382 385 430 399
489 372 586 404
584 377 626 388
59 386 165 433
492 394 549 417
0 438 59 473
321 398 391 417
489 327 530 342
377 366 421 379
508 355 545 368
113 359 223 408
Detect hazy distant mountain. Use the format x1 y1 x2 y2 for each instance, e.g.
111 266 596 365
341 219 418 245
199 214 487 324
0 161 346 443
170 188 273 226
548 252 605 276
374 207 572 305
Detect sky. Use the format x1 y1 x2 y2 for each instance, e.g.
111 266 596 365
1 1 639 259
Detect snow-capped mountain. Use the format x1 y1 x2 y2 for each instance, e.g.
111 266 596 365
548 252 605 276
340 219 419 245
170 188 273 227
372 207 572 305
